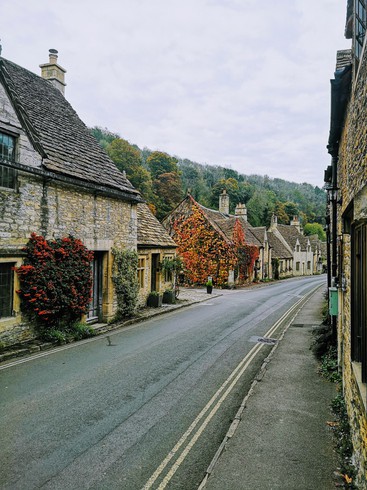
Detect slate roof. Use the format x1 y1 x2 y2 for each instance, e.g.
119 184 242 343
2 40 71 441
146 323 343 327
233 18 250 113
251 227 266 245
267 231 293 259
195 201 262 248
0 57 141 200
163 195 261 248
276 224 310 250
137 204 176 249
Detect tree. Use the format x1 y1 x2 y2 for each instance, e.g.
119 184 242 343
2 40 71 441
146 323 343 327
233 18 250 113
147 151 179 179
106 138 154 199
153 172 183 220
90 126 119 149
210 178 241 213
303 223 326 241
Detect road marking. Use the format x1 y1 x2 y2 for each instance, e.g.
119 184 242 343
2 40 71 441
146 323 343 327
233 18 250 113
143 295 306 489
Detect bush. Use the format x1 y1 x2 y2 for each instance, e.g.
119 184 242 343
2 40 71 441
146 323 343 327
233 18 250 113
15 233 93 333
330 393 357 487
318 347 341 383
112 248 139 319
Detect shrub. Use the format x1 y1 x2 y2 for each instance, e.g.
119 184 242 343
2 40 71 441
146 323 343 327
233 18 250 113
112 248 139 319
330 393 357 487
15 233 93 333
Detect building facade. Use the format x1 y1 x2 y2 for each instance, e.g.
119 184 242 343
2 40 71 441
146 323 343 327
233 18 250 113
326 1 367 485
0 51 143 346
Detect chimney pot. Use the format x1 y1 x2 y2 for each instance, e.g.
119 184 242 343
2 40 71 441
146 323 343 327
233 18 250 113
40 48 67 96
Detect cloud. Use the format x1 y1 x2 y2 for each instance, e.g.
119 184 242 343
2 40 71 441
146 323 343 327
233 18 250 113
1 0 351 186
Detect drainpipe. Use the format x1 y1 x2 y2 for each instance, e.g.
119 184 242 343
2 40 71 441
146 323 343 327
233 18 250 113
327 146 339 343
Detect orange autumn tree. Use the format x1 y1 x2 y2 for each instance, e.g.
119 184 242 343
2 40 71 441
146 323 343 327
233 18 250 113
173 204 237 285
232 219 260 282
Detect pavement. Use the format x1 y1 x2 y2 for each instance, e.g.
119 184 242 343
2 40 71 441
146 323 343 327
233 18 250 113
199 284 339 490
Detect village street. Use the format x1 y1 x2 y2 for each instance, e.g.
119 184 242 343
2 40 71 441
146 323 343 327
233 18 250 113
0 276 325 490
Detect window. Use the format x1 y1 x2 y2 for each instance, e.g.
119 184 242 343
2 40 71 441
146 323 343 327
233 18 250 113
0 132 15 161
296 244 300 252
138 257 146 289
352 222 367 382
296 262 300 271
163 255 174 283
0 132 17 189
0 263 14 318
307 261 311 270
355 0 367 67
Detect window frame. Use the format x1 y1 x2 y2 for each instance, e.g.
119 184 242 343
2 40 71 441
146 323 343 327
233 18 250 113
137 256 146 289
0 262 15 319
351 221 367 382
0 130 17 190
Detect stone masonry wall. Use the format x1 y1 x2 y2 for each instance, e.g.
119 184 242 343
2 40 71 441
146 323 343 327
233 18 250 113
337 43 367 487
0 171 137 345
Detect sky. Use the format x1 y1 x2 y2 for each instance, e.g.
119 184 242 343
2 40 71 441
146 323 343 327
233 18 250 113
1 0 351 187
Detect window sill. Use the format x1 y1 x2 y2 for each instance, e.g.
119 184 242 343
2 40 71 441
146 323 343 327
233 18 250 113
351 362 367 412
0 186 16 193
0 316 20 332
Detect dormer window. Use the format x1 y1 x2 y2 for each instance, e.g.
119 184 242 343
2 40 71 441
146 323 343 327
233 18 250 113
0 132 15 161
0 132 17 189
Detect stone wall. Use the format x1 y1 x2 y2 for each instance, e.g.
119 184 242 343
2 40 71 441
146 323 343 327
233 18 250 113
137 249 175 307
0 170 137 345
337 41 367 487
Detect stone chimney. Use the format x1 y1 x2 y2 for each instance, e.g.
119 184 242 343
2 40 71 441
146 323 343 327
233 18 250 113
219 190 229 214
290 215 301 232
235 203 247 221
40 49 66 95
269 213 278 230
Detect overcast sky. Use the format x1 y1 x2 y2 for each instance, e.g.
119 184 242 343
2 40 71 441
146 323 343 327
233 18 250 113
2 0 351 187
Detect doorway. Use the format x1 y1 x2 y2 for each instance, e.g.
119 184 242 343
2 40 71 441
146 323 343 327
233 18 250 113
88 252 104 322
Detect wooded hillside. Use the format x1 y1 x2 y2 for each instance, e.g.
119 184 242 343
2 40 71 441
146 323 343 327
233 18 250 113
91 127 326 234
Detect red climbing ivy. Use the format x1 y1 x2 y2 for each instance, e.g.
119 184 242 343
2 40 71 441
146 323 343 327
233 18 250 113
15 233 93 330
172 204 258 286
173 205 236 285
232 219 259 281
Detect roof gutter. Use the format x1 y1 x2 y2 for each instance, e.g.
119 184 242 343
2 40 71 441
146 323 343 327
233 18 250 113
0 158 144 204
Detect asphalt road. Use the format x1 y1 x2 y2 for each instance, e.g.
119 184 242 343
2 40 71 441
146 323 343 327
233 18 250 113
0 276 325 490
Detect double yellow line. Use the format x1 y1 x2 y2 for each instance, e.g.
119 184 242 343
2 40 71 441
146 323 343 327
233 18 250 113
143 288 318 490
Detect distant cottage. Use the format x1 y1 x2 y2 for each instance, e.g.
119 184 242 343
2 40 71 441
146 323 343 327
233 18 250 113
162 191 263 285
163 191 325 286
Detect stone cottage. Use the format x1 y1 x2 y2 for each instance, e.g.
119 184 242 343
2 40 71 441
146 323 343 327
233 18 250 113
268 214 314 277
162 191 262 285
0 50 144 345
325 0 367 484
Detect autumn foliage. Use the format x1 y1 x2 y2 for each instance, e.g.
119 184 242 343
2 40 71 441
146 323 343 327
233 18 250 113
172 204 259 286
15 233 93 329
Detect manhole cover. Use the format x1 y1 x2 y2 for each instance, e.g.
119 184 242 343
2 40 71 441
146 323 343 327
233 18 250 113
249 336 277 345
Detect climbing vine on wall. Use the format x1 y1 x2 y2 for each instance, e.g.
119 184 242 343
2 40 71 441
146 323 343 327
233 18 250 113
172 204 237 285
112 248 139 319
232 219 259 281
15 233 93 331
172 207 259 286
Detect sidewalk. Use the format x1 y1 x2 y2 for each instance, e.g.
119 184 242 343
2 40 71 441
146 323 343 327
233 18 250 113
200 286 339 490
